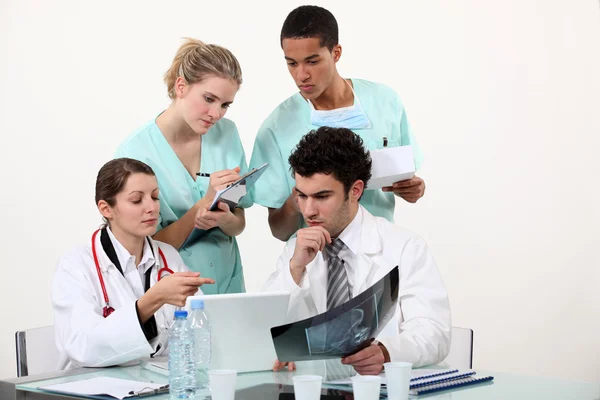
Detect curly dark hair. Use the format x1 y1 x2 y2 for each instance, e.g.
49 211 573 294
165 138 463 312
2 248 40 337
280 5 339 51
288 127 372 198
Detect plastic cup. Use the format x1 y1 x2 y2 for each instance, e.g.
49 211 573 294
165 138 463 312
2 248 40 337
208 369 237 400
292 375 323 400
351 375 382 400
384 362 412 400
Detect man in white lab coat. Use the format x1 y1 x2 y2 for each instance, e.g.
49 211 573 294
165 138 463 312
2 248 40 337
264 127 451 375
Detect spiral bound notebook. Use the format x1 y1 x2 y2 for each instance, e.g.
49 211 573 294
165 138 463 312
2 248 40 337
326 368 472 386
409 375 494 396
409 371 476 388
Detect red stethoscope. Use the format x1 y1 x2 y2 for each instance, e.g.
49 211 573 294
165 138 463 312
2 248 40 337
91 229 174 318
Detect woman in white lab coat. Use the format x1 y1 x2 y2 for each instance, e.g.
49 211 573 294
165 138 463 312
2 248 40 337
52 158 214 369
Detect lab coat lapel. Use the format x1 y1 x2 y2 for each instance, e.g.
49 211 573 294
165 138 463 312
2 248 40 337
353 208 383 295
354 254 377 296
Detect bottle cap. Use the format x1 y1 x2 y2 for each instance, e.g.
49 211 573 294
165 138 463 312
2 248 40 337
174 310 188 318
191 299 205 310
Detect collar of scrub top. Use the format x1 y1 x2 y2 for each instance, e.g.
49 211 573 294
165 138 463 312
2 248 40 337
306 78 372 130
92 228 174 318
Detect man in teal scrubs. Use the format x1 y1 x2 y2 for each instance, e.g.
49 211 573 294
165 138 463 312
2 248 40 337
249 5 427 241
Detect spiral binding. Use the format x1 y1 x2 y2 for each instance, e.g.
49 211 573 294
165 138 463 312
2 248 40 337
411 369 459 382
410 376 494 396
411 371 477 389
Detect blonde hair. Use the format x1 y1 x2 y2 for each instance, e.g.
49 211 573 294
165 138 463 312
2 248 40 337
164 38 242 100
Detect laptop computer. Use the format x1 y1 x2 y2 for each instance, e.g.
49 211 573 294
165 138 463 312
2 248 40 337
184 291 291 373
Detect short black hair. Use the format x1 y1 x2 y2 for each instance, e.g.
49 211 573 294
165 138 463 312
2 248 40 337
289 127 372 197
280 5 339 51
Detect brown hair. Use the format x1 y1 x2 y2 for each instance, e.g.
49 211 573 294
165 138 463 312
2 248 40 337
95 158 155 206
164 38 243 100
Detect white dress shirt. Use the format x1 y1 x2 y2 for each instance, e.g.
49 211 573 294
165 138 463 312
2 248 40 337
106 227 156 297
263 205 452 367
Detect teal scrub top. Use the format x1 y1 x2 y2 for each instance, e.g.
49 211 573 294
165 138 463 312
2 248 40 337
115 117 251 294
249 78 423 223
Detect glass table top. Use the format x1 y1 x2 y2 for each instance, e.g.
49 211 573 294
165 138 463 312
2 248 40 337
13 361 600 400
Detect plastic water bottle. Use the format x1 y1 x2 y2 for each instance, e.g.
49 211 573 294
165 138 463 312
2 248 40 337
189 299 211 390
168 310 196 399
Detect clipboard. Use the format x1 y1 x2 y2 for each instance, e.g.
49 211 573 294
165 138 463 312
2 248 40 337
38 377 168 399
180 163 269 249
208 163 268 211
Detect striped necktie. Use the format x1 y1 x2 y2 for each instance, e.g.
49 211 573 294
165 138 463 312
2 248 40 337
324 238 350 310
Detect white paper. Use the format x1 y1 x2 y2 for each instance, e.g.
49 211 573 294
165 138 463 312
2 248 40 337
366 145 416 190
140 356 169 376
39 377 165 400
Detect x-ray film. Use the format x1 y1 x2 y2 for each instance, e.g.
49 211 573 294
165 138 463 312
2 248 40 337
270 266 399 362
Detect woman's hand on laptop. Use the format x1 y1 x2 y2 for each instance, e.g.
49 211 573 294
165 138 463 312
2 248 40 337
273 360 296 372
136 272 214 322
149 272 215 307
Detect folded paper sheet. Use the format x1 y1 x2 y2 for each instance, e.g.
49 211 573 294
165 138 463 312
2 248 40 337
367 145 415 190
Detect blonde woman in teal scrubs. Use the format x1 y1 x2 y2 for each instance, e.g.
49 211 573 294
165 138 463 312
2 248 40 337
116 38 250 294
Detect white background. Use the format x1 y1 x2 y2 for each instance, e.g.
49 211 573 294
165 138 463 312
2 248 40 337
1 0 599 382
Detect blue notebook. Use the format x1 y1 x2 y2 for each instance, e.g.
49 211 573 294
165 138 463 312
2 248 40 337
409 375 494 396
380 369 474 388
410 371 476 388
380 369 493 396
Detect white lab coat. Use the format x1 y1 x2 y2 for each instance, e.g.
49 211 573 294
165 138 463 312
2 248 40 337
263 206 451 367
52 231 198 369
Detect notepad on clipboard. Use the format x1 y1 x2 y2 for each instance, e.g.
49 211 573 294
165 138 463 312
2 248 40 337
207 162 268 211
38 377 168 399
181 163 268 249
